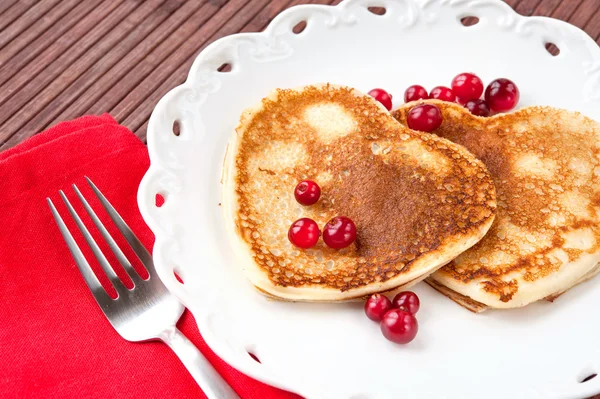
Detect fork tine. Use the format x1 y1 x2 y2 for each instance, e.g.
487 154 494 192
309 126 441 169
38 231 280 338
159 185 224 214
85 177 155 275
72 183 144 284
47 198 113 302
59 190 128 295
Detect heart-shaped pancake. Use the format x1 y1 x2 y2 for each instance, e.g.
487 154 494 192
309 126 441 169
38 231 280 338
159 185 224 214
223 85 496 301
393 100 600 311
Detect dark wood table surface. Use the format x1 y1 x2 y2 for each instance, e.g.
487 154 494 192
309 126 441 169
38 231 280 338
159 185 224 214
1 0 599 397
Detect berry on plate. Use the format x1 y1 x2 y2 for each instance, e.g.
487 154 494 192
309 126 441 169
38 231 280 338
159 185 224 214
323 216 357 249
365 294 392 322
485 78 520 112
404 85 429 103
451 72 484 104
368 88 393 111
392 291 420 314
407 104 443 132
288 218 320 249
294 180 321 206
429 86 455 102
464 99 491 117
380 308 418 344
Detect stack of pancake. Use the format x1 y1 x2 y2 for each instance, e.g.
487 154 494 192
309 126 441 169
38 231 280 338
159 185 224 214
223 84 600 311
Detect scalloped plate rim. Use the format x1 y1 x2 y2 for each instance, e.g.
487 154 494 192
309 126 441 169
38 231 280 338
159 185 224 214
139 0 600 397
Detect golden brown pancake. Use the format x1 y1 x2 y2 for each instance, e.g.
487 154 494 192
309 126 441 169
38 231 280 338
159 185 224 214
222 85 496 301
393 100 600 310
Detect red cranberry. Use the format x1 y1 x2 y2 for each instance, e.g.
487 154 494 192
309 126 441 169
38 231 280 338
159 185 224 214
407 104 442 132
380 309 418 344
368 88 393 111
451 73 484 104
294 180 321 206
429 86 455 102
323 216 356 249
288 218 320 249
485 78 520 112
464 99 491 117
392 291 420 314
404 85 429 103
364 294 392 322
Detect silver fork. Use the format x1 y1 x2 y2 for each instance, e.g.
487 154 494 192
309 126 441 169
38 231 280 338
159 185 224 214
47 177 239 399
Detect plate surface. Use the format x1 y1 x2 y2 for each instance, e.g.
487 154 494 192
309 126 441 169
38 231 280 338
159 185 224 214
138 1 600 398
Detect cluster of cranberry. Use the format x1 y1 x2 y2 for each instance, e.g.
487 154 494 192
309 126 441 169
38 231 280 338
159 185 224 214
367 73 520 133
365 291 420 344
287 180 357 249
403 73 520 116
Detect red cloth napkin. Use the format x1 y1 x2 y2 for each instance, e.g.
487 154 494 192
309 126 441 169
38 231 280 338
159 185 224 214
0 115 300 399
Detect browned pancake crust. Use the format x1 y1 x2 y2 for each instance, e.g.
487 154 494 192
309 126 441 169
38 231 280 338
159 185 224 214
233 86 495 291
393 101 600 303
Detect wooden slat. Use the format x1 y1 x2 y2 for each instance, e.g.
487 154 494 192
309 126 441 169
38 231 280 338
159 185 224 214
565 0 600 29
550 0 584 21
0 0 189 146
0 0 111 87
20 0 204 133
237 0 295 33
531 0 563 16
0 0 165 145
0 0 87 64
0 0 20 16
53 0 221 124
515 0 543 16
582 7 600 43
0 0 129 110
0 0 64 54
504 0 522 9
132 0 338 139
0 0 38 33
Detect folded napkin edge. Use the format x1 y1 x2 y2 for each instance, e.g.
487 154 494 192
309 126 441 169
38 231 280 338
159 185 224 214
0 114 118 162
1 144 148 209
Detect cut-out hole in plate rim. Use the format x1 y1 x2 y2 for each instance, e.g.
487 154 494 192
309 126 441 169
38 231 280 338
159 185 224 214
155 193 165 207
217 62 232 72
292 20 307 34
367 6 386 15
247 351 261 363
545 42 560 56
172 120 180 136
580 373 597 383
460 16 479 26
173 271 184 284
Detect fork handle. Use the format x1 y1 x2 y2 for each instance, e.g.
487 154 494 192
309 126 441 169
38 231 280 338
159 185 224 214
159 326 240 399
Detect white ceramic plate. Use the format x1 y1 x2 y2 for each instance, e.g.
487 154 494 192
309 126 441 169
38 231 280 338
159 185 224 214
138 0 600 397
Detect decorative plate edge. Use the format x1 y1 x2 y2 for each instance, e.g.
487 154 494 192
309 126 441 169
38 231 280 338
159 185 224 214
138 0 600 396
